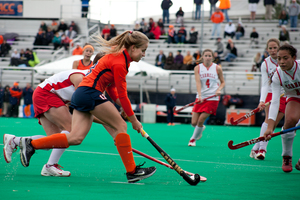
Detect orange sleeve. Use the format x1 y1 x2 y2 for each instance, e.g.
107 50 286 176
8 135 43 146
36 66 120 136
112 64 134 117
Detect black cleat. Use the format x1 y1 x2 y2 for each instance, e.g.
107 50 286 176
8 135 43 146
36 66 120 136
126 162 156 183
20 138 35 167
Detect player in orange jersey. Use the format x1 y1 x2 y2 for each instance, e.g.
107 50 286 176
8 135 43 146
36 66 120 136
72 44 94 70
19 31 156 183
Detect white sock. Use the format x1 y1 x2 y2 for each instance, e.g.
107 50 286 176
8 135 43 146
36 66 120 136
296 119 300 127
190 126 204 140
281 130 295 157
47 130 69 165
13 135 45 146
252 122 268 151
258 122 268 151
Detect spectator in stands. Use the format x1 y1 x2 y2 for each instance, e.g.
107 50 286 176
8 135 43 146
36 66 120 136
193 50 201 66
261 50 269 61
0 40 11 57
183 51 193 70
60 34 70 50
165 88 176 126
161 0 173 24
33 28 46 46
176 7 184 26
235 22 245 40
278 25 290 44
278 10 289 27
219 0 231 22
50 20 58 32
102 25 110 40
251 52 262 72
175 26 187 44
25 48 33 61
0 35 3 45
19 49 26 59
224 40 237 62
65 26 77 40
10 49 20 66
264 0 276 20
174 50 184 70
167 25 177 44
58 19 68 33
289 0 300 31
23 83 34 106
213 51 221 65
133 22 143 33
157 18 165 35
8 82 22 118
187 26 198 44
155 50 166 68
27 50 40 67
109 24 117 39
194 0 203 20
45 27 54 45
248 0 259 22
81 0 90 18
40 21 47 32
2 85 10 117
224 20 235 39
250 27 259 45
72 43 83 55
215 37 224 55
147 22 161 40
209 0 218 18
140 18 145 27
69 21 79 33
210 7 225 39
52 32 61 50
148 18 155 30
164 52 175 70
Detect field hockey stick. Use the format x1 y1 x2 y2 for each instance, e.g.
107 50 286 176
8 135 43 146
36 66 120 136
140 129 202 186
132 148 207 182
173 94 217 113
228 125 300 150
230 93 285 125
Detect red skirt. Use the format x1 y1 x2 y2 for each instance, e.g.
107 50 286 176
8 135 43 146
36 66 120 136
33 87 66 118
265 93 286 114
192 100 219 115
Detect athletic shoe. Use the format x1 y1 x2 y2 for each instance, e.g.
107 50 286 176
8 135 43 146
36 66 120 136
256 149 266 160
3 134 17 163
195 125 205 140
41 164 71 177
295 160 300 171
126 163 156 183
282 156 293 173
250 150 258 159
20 138 35 167
167 123 172 126
188 139 196 147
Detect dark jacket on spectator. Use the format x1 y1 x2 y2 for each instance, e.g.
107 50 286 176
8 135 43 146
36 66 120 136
249 0 260 3
23 87 34 105
250 32 259 38
165 93 176 108
264 0 276 6
188 31 198 43
161 0 173 9
194 0 203 4
176 10 184 18
236 26 245 36
209 0 219 4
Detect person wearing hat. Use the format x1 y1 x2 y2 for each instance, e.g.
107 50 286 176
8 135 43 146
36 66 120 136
8 82 22 117
223 20 235 39
167 25 177 44
109 24 117 39
58 19 68 33
165 88 176 125
72 43 83 55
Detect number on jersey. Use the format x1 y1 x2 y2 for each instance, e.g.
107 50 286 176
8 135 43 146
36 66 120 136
206 79 210 88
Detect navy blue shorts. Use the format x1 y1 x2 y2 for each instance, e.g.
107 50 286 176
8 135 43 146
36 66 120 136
70 86 108 112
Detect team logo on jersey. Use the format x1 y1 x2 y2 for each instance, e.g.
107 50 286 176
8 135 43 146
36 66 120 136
284 81 300 89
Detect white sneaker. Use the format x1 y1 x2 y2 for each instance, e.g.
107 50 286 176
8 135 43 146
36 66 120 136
256 149 266 160
41 164 71 177
3 134 17 163
250 150 258 159
188 139 196 146
195 125 205 141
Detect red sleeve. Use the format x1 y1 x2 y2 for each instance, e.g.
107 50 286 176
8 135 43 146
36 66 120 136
105 83 118 102
112 64 134 117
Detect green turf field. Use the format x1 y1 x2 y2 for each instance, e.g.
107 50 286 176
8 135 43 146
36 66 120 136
0 118 299 200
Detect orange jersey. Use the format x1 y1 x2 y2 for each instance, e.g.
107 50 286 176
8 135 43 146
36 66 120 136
77 59 93 70
79 50 134 116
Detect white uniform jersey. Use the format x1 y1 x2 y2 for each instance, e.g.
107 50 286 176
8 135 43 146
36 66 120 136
39 69 88 103
259 56 285 102
269 61 300 121
196 63 219 101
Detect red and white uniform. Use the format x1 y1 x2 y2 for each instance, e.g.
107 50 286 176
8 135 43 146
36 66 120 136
196 63 220 101
269 60 300 121
193 63 220 115
33 69 88 118
39 69 88 103
260 56 285 103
